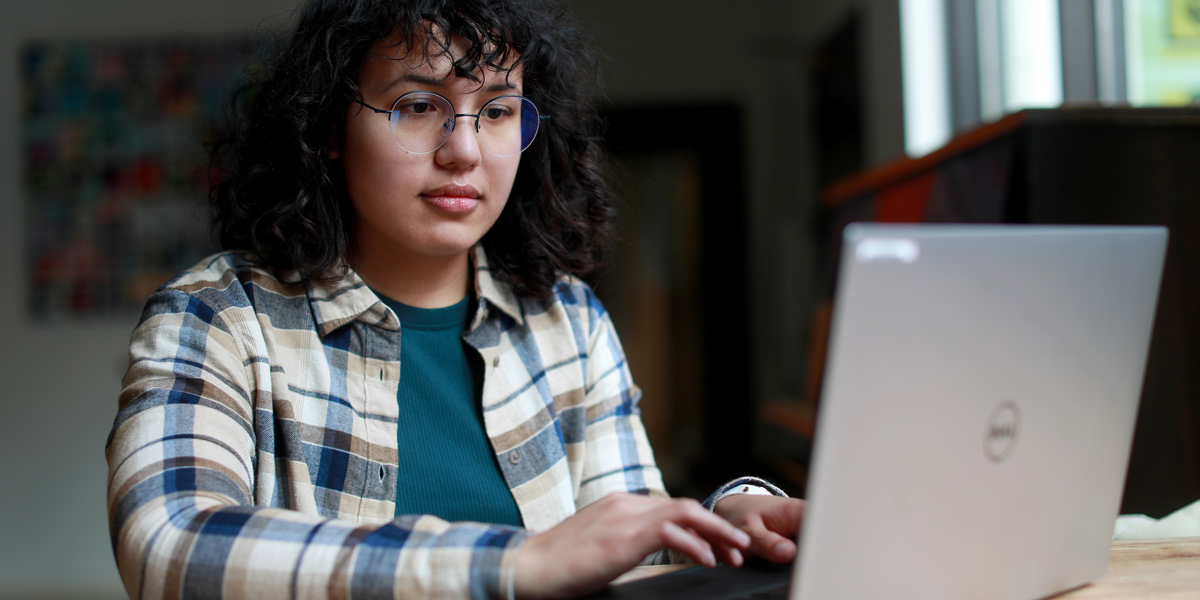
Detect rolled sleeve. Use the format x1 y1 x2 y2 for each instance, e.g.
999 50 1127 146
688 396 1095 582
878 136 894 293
575 287 668 508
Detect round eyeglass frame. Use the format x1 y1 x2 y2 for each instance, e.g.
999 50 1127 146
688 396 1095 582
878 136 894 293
349 90 550 157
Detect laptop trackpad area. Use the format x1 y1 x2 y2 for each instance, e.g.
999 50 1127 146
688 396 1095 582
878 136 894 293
584 562 791 600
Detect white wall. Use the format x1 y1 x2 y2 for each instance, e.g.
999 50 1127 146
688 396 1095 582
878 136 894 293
0 0 903 596
0 2 297 597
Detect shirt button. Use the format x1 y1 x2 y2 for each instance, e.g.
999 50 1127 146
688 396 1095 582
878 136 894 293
492 356 501 368
508 451 522 464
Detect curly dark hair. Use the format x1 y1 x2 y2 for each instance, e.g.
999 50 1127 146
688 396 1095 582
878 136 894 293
210 0 615 300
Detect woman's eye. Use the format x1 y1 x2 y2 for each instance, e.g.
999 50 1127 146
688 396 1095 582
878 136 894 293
483 106 511 120
402 101 434 114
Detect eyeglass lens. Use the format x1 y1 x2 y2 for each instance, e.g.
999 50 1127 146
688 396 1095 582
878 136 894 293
387 92 541 156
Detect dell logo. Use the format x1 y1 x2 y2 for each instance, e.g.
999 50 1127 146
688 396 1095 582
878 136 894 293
984 400 1021 463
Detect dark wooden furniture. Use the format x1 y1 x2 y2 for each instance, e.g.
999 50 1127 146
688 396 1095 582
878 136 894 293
779 107 1200 517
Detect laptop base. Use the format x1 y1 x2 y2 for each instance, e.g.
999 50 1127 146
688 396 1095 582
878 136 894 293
586 562 790 600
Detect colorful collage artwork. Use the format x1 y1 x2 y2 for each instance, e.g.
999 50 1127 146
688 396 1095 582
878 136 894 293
20 37 261 319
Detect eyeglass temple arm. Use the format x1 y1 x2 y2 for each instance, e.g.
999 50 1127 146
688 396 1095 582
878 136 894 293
348 96 391 114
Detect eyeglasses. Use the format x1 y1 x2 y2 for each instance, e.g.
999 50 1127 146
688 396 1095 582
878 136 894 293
350 91 550 157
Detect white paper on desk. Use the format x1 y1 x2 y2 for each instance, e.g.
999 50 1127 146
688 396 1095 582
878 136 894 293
1114 500 1200 540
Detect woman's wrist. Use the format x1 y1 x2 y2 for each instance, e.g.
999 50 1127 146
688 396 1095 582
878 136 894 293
705 477 788 511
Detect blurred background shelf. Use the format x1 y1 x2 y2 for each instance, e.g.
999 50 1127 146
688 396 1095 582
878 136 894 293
797 106 1200 517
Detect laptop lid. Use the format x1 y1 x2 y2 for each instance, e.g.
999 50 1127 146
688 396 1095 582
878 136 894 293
794 224 1167 600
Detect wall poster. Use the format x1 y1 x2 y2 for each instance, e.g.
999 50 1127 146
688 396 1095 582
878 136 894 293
20 37 260 319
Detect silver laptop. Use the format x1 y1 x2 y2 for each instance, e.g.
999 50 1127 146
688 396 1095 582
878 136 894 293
600 223 1168 600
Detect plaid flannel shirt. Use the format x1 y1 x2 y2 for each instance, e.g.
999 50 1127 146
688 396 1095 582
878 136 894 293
106 247 674 599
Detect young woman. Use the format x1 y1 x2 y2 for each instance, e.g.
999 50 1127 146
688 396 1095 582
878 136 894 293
105 1 804 598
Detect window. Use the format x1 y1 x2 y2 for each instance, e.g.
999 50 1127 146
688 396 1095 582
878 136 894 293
899 0 1194 158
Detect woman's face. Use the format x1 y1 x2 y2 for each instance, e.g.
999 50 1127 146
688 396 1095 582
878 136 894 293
339 34 522 271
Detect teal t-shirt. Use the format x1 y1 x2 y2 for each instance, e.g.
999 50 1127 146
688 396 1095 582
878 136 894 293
376 292 524 527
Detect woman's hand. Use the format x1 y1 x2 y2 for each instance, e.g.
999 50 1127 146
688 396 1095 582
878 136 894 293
513 493 752 599
712 494 807 563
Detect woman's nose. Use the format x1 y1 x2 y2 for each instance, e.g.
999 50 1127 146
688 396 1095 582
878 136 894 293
434 115 482 168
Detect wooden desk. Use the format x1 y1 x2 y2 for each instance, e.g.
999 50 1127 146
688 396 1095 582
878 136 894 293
1067 537 1200 598
614 537 1200 597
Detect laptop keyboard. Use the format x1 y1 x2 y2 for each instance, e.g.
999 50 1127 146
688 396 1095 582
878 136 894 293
597 562 791 599
731 584 789 600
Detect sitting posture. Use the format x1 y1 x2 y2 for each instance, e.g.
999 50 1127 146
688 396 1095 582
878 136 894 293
106 0 805 598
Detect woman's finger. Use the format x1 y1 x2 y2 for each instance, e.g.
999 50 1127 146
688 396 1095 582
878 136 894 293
660 499 751 550
761 498 807 535
660 520 717 567
682 526 745 567
712 540 746 567
742 519 798 563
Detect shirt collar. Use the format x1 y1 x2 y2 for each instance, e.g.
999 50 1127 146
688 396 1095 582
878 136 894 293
304 246 524 337
304 264 399 336
471 245 525 326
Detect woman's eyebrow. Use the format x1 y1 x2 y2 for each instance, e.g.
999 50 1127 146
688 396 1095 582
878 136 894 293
382 72 520 94
484 80 519 93
384 72 444 91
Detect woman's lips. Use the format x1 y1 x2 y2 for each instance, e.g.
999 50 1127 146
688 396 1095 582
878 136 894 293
422 185 480 213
